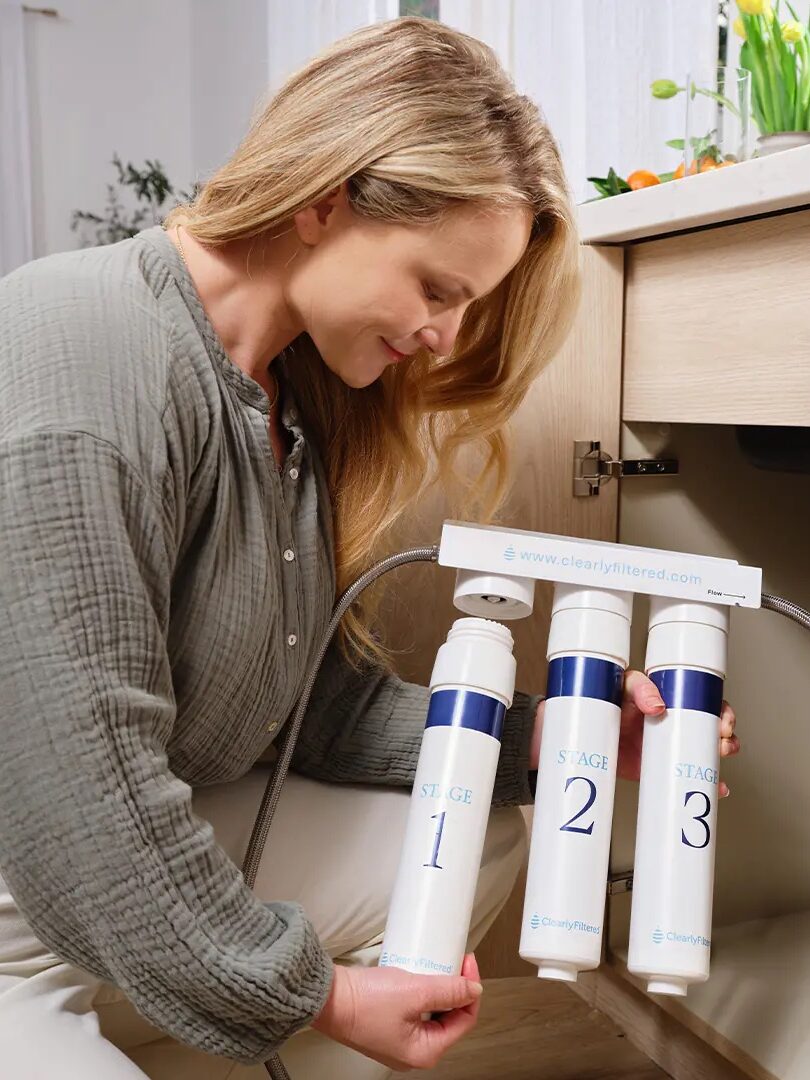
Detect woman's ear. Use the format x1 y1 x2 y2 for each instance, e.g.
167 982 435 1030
293 183 348 245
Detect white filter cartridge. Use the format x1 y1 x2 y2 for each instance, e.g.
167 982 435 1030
380 618 516 977
628 598 729 996
520 584 633 982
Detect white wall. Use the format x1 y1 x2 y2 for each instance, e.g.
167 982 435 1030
21 0 388 257
190 0 269 183
23 0 194 257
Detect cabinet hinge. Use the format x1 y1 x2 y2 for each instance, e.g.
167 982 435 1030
607 869 634 895
574 440 679 498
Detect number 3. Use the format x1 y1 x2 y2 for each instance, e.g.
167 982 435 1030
681 790 711 849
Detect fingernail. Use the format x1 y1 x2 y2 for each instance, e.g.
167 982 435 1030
467 981 484 996
649 697 666 710
722 787 731 798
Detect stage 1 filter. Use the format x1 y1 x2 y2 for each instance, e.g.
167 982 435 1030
520 584 633 981
628 597 729 996
380 617 516 977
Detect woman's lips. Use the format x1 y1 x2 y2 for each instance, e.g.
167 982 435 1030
381 338 407 362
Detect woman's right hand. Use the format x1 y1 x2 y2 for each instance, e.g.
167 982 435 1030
311 952 484 1071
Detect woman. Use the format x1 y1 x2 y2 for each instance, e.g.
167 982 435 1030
0 15 739 1079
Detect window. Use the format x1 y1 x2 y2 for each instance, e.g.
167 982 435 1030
399 0 440 18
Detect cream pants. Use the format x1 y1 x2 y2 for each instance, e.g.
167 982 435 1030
0 768 527 1080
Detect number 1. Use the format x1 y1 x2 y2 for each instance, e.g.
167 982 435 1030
424 811 447 869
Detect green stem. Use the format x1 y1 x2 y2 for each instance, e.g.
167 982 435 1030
695 86 741 118
744 20 776 131
764 31 787 129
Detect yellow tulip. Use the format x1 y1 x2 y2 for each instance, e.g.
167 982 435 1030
781 20 804 43
737 0 772 16
733 15 746 37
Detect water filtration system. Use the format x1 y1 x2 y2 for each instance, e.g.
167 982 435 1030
247 520 808 1080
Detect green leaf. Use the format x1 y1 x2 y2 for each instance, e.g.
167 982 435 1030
666 138 686 149
587 177 612 197
784 1 803 23
606 167 631 195
766 6 791 129
657 171 676 182
770 7 799 126
739 40 766 129
743 22 777 130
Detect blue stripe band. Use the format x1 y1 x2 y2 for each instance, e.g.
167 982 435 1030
649 668 724 716
425 689 506 741
545 655 624 706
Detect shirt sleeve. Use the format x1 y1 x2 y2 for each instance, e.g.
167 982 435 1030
0 431 333 1064
291 639 543 807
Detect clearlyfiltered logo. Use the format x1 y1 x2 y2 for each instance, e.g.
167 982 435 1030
530 913 540 929
652 927 664 944
504 545 516 561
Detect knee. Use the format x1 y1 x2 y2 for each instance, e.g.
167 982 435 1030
482 806 528 893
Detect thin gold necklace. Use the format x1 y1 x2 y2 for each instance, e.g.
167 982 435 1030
174 224 279 412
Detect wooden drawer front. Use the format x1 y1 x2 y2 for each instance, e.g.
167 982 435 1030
623 207 810 425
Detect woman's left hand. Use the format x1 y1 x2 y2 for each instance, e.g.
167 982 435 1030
529 669 741 798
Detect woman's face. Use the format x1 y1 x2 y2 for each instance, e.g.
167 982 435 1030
289 186 533 388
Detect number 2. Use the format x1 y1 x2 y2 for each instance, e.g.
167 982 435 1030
560 776 597 835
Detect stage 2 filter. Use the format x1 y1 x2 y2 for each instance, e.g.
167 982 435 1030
520 584 633 981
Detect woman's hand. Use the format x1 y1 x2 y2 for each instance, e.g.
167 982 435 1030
529 671 740 798
312 952 483 1071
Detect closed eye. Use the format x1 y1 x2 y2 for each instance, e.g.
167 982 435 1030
423 284 446 304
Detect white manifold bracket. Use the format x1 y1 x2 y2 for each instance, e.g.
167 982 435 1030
439 520 762 617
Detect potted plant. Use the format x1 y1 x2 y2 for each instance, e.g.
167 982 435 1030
71 154 196 247
735 0 810 152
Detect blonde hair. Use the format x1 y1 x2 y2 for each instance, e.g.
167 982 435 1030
165 15 580 663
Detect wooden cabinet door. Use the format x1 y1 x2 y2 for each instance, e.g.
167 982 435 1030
381 245 625 976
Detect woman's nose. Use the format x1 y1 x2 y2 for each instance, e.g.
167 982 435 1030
421 309 464 356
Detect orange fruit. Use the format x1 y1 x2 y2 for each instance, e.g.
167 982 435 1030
699 158 718 172
716 160 735 168
673 162 685 179
627 169 661 190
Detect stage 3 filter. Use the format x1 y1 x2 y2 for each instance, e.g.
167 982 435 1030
628 597 729 996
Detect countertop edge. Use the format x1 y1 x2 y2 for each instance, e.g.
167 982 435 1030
576 143 810 245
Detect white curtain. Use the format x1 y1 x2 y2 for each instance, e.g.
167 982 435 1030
441 0 719 204
0 0 33 275
267 0 399 92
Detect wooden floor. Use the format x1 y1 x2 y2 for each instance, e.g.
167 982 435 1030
422 977 670 1080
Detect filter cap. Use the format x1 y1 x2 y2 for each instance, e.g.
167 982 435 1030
649 596 729 634
453 570 534 620
552 583 633 623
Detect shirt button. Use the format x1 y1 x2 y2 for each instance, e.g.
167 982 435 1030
287 633 297 647
283 548 295 562
267 720 278 733
288 467 299 481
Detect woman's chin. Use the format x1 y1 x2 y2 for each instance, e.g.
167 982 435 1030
331 360 386 390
